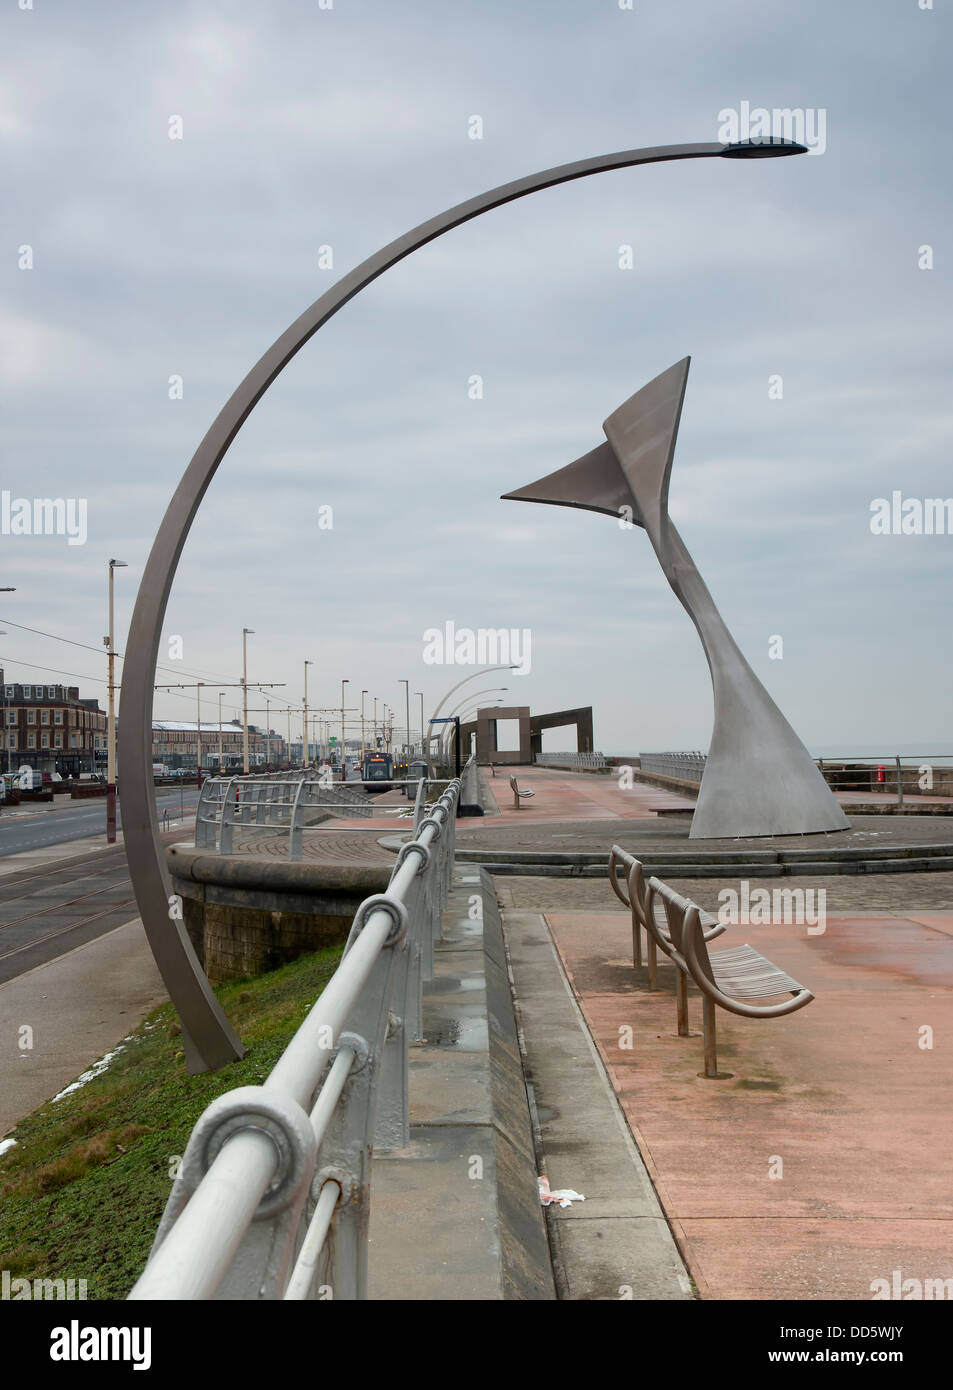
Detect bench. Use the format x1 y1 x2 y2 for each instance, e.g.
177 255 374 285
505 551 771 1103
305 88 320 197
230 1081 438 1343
609 845 814 1078
510 775 535 810
609 845 725 988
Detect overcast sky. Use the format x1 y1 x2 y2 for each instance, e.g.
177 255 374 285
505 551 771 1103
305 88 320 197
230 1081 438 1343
2 0 951 755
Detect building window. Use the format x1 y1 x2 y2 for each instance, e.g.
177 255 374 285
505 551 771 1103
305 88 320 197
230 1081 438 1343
41 710 49 725
7 734 15 750
54 710 63 725
41 733 49 748
27 710 35 725
5 711 14 726
28 733 36 748
69 734 77 748
4 686 13 698
56 734 64 748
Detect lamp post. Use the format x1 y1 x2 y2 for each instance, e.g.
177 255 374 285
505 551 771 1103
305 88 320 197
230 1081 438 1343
416 692 424 756
427 666 516 768
303 660 312 768
439 688 507 760
340 678 349 774
399 678 410 758
218 692 224 770
361 689 367 762
195 682 204 788
118 137 807 1072
106 559 127 843
372 697 377 750
0 630 7 776
241 628 254 774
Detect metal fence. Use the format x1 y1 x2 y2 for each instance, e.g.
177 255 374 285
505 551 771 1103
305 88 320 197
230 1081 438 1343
130 761 471 1300
638 751 708 782
194 770 374 858
534 751 606 769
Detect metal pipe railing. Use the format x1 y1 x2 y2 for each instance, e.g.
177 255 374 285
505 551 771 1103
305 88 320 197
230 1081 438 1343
130 758 475 1301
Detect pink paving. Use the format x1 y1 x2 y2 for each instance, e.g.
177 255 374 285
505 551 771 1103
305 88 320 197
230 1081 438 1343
467 764 695 824
545 907 953 1300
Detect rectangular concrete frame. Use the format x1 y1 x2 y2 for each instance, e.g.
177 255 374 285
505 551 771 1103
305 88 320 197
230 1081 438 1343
477 706 532 766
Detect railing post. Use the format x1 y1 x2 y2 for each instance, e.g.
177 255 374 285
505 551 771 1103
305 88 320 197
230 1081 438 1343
219 776 239 854
314 898 406 1300
896 754 904 808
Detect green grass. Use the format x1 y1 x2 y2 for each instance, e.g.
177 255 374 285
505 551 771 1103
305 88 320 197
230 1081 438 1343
0 945 343 1299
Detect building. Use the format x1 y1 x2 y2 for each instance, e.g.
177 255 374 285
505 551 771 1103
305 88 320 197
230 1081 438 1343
0 669 107 777
151 719 288 771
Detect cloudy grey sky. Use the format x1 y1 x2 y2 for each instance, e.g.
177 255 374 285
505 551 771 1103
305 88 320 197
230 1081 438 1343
2 0 950 754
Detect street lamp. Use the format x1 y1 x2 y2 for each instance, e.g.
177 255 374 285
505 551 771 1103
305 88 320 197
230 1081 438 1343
303 660 312 767
361 689 367 762
218 692 224 770
118 137 807 1072
415 692 424 756
399 678 410 759
0 631 7 776
106 559 127 843
439 687 507 759
340 678 349 774
241 628 254 774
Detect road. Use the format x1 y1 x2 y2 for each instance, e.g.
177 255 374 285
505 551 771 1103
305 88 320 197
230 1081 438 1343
0 785 201 857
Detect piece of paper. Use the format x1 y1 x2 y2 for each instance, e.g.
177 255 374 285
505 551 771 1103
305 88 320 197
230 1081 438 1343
538 1175 585 1208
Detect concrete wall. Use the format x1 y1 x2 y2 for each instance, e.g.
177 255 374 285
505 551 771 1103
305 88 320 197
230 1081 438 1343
167 845 391 983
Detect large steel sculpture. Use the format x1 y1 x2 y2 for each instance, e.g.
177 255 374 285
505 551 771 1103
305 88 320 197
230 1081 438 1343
503 357 848 840
119 137 807 1071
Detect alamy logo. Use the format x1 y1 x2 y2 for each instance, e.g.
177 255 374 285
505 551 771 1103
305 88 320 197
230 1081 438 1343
49 1320 151 1370
870 1270 953 1300
422 622 531 675
2 1269 87 1300
870 492 953 535
717 881 826 935
1 491 87 546
718 101 827 155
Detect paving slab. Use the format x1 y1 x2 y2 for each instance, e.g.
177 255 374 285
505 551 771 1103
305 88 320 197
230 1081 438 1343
545 908 953 1301
502 909 693 1300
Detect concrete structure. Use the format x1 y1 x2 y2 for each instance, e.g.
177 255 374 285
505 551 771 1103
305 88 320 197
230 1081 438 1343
503 358 849 841
476 705 531 765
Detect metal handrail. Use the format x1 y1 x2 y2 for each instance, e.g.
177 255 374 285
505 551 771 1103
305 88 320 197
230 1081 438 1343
129 757 474 1300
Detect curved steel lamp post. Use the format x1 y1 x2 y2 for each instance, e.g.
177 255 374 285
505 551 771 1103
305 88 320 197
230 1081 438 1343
119 136 806 1071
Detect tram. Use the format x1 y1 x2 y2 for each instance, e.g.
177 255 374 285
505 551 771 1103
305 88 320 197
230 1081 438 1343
361 751 394 792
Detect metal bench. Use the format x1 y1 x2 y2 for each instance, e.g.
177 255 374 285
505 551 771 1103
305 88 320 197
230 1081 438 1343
608 846 813 1078
510 775 535 809
609 845 725 988
648 875 814 1078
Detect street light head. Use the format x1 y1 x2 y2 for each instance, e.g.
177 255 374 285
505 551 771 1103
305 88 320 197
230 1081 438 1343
720 137 808 159
109 559 128 568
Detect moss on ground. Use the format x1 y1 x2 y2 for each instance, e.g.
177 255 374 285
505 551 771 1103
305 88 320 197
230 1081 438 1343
0 945 343 1299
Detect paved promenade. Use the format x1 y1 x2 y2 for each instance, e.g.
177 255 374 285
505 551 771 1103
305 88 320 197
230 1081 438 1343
480 768 953 1300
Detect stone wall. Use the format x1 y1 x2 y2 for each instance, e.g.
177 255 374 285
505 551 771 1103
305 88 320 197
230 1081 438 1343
168 845 391 983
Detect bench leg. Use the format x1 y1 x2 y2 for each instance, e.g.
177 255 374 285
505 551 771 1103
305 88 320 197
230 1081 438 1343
676 967 689 1036
647 935 657 991
631 912 642 970
702 996 718 1076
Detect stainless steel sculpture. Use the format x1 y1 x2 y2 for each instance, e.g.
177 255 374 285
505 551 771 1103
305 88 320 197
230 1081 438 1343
119 137 807 1070
503 357 849 840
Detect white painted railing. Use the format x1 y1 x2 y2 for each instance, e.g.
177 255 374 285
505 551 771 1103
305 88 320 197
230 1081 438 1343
129 762 470 1301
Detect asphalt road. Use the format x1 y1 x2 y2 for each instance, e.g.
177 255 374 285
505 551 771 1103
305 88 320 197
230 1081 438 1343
0 786 201 857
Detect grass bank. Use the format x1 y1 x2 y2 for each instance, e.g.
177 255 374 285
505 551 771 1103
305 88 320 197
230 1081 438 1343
0 945 343 1299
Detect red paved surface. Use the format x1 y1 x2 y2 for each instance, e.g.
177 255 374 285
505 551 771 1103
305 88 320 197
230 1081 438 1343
544 906 953 1300
468 765 695 824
